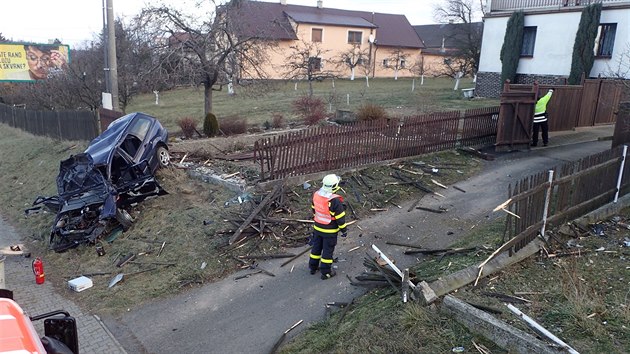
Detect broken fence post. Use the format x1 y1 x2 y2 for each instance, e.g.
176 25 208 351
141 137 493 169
614 145 628 203
442 296 565 354
540 170 554 238
371 244 417 298
402 269 409 303
506 304 580 354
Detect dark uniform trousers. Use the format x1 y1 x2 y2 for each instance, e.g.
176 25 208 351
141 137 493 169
309 231 337 275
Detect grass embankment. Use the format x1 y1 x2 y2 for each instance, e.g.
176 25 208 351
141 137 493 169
126 77 497 132
282 214 630 353
0 121 482 315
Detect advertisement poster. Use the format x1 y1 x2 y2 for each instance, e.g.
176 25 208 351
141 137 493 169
0 43 70 82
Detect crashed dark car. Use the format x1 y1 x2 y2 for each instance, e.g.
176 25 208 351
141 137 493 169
31 112 170 252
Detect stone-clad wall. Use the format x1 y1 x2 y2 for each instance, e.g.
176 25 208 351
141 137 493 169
475 72 568 98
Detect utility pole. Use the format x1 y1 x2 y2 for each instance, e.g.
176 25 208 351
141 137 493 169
102 0 110 95
106 0 120 111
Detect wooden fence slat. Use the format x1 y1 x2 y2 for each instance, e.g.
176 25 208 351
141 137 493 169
252 106 501 181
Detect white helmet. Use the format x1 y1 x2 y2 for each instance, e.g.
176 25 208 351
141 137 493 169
322 174 341 192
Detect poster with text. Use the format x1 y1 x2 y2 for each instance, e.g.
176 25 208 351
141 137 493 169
0 43 70 82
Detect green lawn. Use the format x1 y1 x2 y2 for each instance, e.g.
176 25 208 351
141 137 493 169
127 77 497 133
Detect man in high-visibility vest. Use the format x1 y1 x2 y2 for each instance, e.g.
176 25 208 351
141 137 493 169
309 174 347 280
532 89 554 147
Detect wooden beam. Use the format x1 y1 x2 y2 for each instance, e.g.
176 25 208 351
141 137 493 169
229 182 283 245
441 296 563 354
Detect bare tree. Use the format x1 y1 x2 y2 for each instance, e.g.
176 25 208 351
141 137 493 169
283 40 336 96
433 0 483 75
359 57 373 87
410 53 433 86
138 0 270 115
336 45 369 81
605 43 630 80
383 48 409 80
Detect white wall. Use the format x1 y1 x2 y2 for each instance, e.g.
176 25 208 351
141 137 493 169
479 8 630 79
592 8 630 78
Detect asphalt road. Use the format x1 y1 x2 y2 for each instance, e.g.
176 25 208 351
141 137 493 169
107 139 613 354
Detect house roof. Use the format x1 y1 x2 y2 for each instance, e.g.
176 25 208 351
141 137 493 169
414 22 482 49
285 11 378 28
229 1 423 49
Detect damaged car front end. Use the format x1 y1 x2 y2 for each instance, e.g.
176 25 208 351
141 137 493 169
31 112 170 252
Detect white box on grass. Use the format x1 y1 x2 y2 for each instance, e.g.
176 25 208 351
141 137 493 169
68 276 93 292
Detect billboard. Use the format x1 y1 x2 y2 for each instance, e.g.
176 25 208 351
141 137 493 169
0 43 70 82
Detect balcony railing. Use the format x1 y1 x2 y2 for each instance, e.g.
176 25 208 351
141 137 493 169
489 0 628 12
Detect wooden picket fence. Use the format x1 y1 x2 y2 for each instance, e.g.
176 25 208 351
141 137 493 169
497 146 629 259
254 106 499 181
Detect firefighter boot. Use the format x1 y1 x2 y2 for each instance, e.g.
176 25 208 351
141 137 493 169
321 270 336 280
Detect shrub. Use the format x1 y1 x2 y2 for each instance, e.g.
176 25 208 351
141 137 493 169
500 11 524 85
304 110 327 126
263 121 272 130
220 115 248 135
271 113 285 129
292 95 325 118
356 103 388 121
203 112 219 137
177 117 198 139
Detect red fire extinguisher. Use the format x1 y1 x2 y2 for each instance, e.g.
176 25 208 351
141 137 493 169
32 257 45 284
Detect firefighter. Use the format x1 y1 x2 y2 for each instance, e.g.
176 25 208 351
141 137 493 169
309 174 347 280
532 89 554 147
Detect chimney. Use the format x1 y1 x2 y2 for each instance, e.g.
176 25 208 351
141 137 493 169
317 0 323 8
280 0 286 4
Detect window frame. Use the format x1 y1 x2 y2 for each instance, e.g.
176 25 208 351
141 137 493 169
347 31 362 44
594 23 616 58
308 57 322 72
311 28 323 43
520 26 537 58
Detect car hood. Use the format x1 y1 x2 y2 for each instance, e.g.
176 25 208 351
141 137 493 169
56 153 111 199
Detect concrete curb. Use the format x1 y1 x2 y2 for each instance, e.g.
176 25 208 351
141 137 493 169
94 315 128 354
574 193 630 225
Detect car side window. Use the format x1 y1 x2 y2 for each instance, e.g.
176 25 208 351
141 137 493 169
128 117 152 141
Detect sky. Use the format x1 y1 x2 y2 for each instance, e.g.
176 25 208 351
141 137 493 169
0 0 443 48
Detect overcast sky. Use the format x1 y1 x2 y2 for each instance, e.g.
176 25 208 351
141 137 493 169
1 0 445 48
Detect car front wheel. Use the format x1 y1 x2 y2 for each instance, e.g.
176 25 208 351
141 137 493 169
156 145 170 168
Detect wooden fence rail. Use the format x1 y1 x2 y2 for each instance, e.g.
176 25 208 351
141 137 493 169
0 103 99 141
499 146 629 258
254 106 499 181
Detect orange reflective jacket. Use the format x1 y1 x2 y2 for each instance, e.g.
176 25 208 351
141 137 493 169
312 190 342 225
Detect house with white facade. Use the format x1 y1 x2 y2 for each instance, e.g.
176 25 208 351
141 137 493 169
476 0 630 97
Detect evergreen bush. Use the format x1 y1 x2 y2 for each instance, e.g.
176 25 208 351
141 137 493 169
500 11 524 86
568 4 602 84
203 112 219 137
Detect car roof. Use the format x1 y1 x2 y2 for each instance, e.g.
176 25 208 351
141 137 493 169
85 112 157 167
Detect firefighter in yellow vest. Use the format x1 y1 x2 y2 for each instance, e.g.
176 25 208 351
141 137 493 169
309 174 347 279
532 89 554 147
